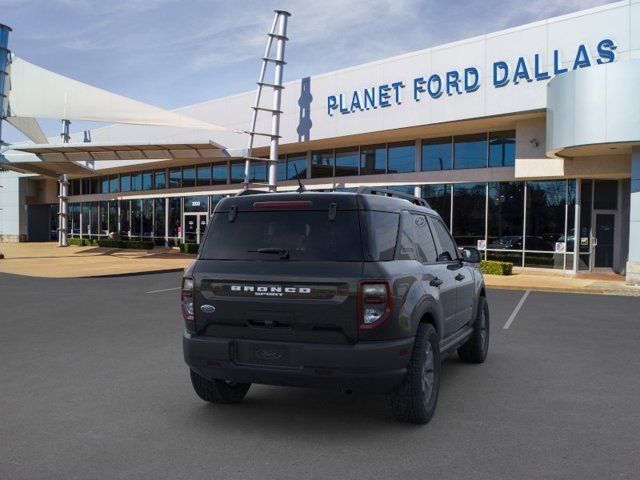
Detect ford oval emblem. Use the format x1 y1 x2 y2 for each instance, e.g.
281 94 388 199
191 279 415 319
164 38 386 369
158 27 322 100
200 304 216 314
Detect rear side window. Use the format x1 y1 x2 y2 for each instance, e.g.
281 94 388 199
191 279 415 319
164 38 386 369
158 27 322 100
429 217 458 262
398 213 438 263
201 210 363 261
364 211 399 261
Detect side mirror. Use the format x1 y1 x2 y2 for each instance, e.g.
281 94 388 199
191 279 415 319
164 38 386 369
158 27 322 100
460 247 481 263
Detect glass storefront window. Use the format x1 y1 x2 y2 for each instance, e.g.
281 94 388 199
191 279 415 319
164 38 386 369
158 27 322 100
142 199 153 237
287 154 307 179
230 161 244 183
169 168 182 189
120 174 131 192
311 150 334 178
99 202 109 235
454 134 487 169
249 162 266 182
81 203 90 236
524 252 566 269
81 179 91 195
132 173 142 191
212 163 227 184
131 199 142 237
210 194 225 214
421 184 451 227
335 148 359 177
578 180 593 270
487 182 524 250
90 202 99 236
385 185 415 195
120 200 130 237
488 131 516 168
154 170 166 189
101 177 109 194
108 201 117 234
184 195 208 213
109 176 119 194
182 166 196 188
169 197 181 238
277 156 287 181
486 250 523 266
197 164 211 186
143 171 153 190
525 180 566 252
422 137 452 171
154 198 165 238
594 180 618 209
452 182 486 248
387 142 415 174
360 144 386 175
91 177 100 195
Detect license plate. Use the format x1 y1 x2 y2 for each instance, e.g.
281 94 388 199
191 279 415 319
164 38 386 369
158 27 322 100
237 342 290 367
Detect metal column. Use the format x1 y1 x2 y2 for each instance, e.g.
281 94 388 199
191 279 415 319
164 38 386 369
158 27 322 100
242 10 290 193
57 119 71 246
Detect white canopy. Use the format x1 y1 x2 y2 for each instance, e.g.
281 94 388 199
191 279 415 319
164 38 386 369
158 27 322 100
6 57 226 131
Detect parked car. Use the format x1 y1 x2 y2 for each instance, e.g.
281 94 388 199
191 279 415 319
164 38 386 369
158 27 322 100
181 187 489 423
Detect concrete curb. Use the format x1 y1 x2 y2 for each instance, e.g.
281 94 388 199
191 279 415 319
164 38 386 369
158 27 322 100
486 283 640 297
78 268 186 279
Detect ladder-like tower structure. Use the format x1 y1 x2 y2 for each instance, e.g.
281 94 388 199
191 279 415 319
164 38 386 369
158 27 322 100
242 10 291 192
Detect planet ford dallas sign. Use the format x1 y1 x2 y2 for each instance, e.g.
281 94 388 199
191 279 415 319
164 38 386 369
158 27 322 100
326 38 617 116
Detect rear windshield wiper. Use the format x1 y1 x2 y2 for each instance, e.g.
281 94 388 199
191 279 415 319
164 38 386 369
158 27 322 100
248 247 290 259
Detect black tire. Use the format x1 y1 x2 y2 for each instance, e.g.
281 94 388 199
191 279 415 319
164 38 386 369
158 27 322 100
189 369 251 404
388 323 441 424
458 296 490 364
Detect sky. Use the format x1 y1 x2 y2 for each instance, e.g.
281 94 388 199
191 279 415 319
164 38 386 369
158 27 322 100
0 0 617 143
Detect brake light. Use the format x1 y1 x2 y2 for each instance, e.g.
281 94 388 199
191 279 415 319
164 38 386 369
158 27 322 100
181 276 195 329
253 201 312 209
358 281 392 330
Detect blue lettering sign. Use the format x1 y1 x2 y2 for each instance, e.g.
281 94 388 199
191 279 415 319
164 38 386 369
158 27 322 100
391 81 405 104
427 74 442 98
596 38 616 64
326 38 618 117
364 87 376 109
573 44 591 69
534 54 550 80
493 61 509 87
464 67 480 92
553 49 568 75
327 95 337 116
513 57 532 83
379 84 391 107
413 77 426 101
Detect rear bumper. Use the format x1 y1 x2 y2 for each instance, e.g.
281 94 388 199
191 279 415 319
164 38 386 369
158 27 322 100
183 333 414 393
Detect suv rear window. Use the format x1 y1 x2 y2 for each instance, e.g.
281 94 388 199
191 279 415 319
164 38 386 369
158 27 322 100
201 210 363 261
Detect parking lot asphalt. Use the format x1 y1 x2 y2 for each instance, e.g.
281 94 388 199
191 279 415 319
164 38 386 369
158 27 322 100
1 271 639 480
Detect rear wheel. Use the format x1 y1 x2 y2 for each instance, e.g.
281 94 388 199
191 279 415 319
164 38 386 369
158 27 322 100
458 296 490 364
189 369 251 404
389 323 441 424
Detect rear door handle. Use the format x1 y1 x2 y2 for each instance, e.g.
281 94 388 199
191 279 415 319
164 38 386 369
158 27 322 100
429 277 443 287
455 273 465 281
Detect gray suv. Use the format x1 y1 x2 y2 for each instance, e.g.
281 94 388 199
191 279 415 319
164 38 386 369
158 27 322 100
182 187 489 423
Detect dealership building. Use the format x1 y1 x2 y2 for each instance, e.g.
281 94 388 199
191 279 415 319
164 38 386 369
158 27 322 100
1 1 640 282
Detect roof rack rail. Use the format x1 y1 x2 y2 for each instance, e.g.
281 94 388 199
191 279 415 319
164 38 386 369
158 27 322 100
357 186 431 208
234 189 270 197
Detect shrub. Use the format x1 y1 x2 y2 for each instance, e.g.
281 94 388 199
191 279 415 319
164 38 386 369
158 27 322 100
95 239 154 250
180 243 200 254
68 238 86 246
480 260 513 276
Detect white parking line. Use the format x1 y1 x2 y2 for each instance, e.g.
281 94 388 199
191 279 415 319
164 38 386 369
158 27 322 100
503 290 531 330
146 287 180 294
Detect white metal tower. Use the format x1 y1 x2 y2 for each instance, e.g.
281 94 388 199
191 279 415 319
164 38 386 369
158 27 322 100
242 10 291 192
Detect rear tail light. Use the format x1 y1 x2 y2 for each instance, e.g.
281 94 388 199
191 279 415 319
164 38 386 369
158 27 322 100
358 281 392 330
181 276 195 330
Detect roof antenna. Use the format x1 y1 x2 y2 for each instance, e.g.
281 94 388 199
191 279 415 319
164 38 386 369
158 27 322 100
293 164 307 193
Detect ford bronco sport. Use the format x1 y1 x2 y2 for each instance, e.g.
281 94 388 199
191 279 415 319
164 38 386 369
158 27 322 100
182 187 489 423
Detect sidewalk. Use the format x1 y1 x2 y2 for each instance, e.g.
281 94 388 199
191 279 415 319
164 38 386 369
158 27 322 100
484 268 640 297
0 242 195 278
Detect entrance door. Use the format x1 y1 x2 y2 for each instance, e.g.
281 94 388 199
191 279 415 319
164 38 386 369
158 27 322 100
593 213 615 269
183 213 208 244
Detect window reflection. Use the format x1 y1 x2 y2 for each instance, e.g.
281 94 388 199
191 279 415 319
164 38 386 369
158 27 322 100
452 182 486 247
487 182 524 250
422 137 452 171
488 131 515 167
525 180 566 252
454 134 487 170
311 150 333 178
360 145 386 175
421 184 451 227
387 142 415 174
